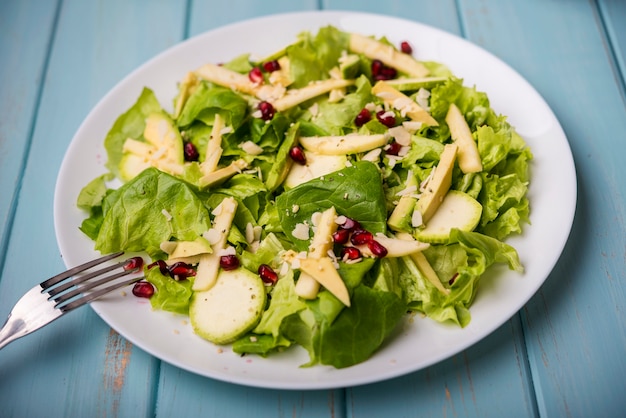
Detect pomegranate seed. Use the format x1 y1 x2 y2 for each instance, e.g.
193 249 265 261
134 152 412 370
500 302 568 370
341 246 362 260
132 281 154 298
258 264 278 284
449 273 459 285
351 229 373 245
339 217 361 231
248 67 264 84
289 146 307 165
386 140 402 156
371 59 384 77
124 256 143 271
258 101 275 121
262 60 281 72
400 41 413 54
375 66 397 81
354 108 372 127
148 260 169 276
220 254 240 271
377 110 396 128
367 239 388 258
168 261 196 279
332 229 350 244
184 141 199 161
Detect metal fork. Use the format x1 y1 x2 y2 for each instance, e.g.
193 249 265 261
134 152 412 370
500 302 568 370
0 252 144 350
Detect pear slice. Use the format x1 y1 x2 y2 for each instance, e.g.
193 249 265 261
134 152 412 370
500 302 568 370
372 81 438 126
194 63 285 101
284 151 347 189
415 190 482 243
396 232 449 295
193 197 238 291
349 33 429 78
298 257 350 307
200 113 226 175
416 143 458 223
446 103 483 173
199 159 248 189
272 78 354 111
299 134 387 155
168 236 213 259
294 207 338 300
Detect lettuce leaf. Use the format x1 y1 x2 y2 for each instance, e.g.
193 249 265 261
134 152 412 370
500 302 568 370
95 168 211 258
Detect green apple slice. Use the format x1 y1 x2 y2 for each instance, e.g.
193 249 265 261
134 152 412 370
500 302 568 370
415 190 483 243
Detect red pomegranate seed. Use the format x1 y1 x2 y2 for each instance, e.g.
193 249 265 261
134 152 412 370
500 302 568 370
184 141 199 161
132 281 154 298
341 246 362 260
351 229 373 245
289 146 307 165
377 110 396 128
339 217 361 231
258 101 275 121
148 260 169 276
375 66 397 81
386 140 402 156
367 239 388 258
262 60 281 72
332 229 350 244
354 108 372 127
371 59 384 77
168 261 196 279
258 264 278 284
248 67 264 84
400 41 413 54
124 256 144 271
449 273 459 285
220 254 240 271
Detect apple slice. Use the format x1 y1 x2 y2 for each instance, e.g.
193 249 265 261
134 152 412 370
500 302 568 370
416 143 458 223
299 134 387 155
193 197 238 291
199 159 248 189
446 103 483 173
371 81 438 126
294 207 338 300
349 33 429 78
415 190 482 243
200 113 226 175
298 257 351 307
272 78 354 111
284 151 347 189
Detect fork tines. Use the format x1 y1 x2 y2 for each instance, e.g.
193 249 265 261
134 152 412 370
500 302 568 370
41 252 144 313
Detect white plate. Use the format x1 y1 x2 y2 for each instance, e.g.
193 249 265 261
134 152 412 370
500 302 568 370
54 11 576 390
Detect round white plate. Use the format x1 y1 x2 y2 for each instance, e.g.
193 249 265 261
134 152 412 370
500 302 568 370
54 11 576 390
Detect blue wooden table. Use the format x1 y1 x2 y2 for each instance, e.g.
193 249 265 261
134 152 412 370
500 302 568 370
1 1 625 417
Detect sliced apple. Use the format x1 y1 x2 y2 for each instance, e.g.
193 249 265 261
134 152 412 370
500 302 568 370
168 236 213 259
194 63 285 101
446 103 483 173
272 78 354 111
372 81 438 126
416 143 458 223
299 134 387 155
387 171 419 232
298 257 351 307
173 71 199 119
371 233 429 257
193 197 238 291
294 207 338 300
415 190 482 243
349 33 429 78
199 159 248 189
395 232 449 295
200 113 226 175
284 151 347 189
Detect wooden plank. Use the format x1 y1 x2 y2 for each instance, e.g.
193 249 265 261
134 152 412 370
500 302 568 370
458 1 626 417
0 0 185 417
348 319 537 417
0 0 58 269
599 0 626 84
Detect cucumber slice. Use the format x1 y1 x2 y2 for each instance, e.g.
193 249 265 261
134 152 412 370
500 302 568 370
190 268 266 345
415 190 482 243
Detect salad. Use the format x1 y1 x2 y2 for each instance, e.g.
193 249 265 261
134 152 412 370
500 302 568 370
77 26 531 369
